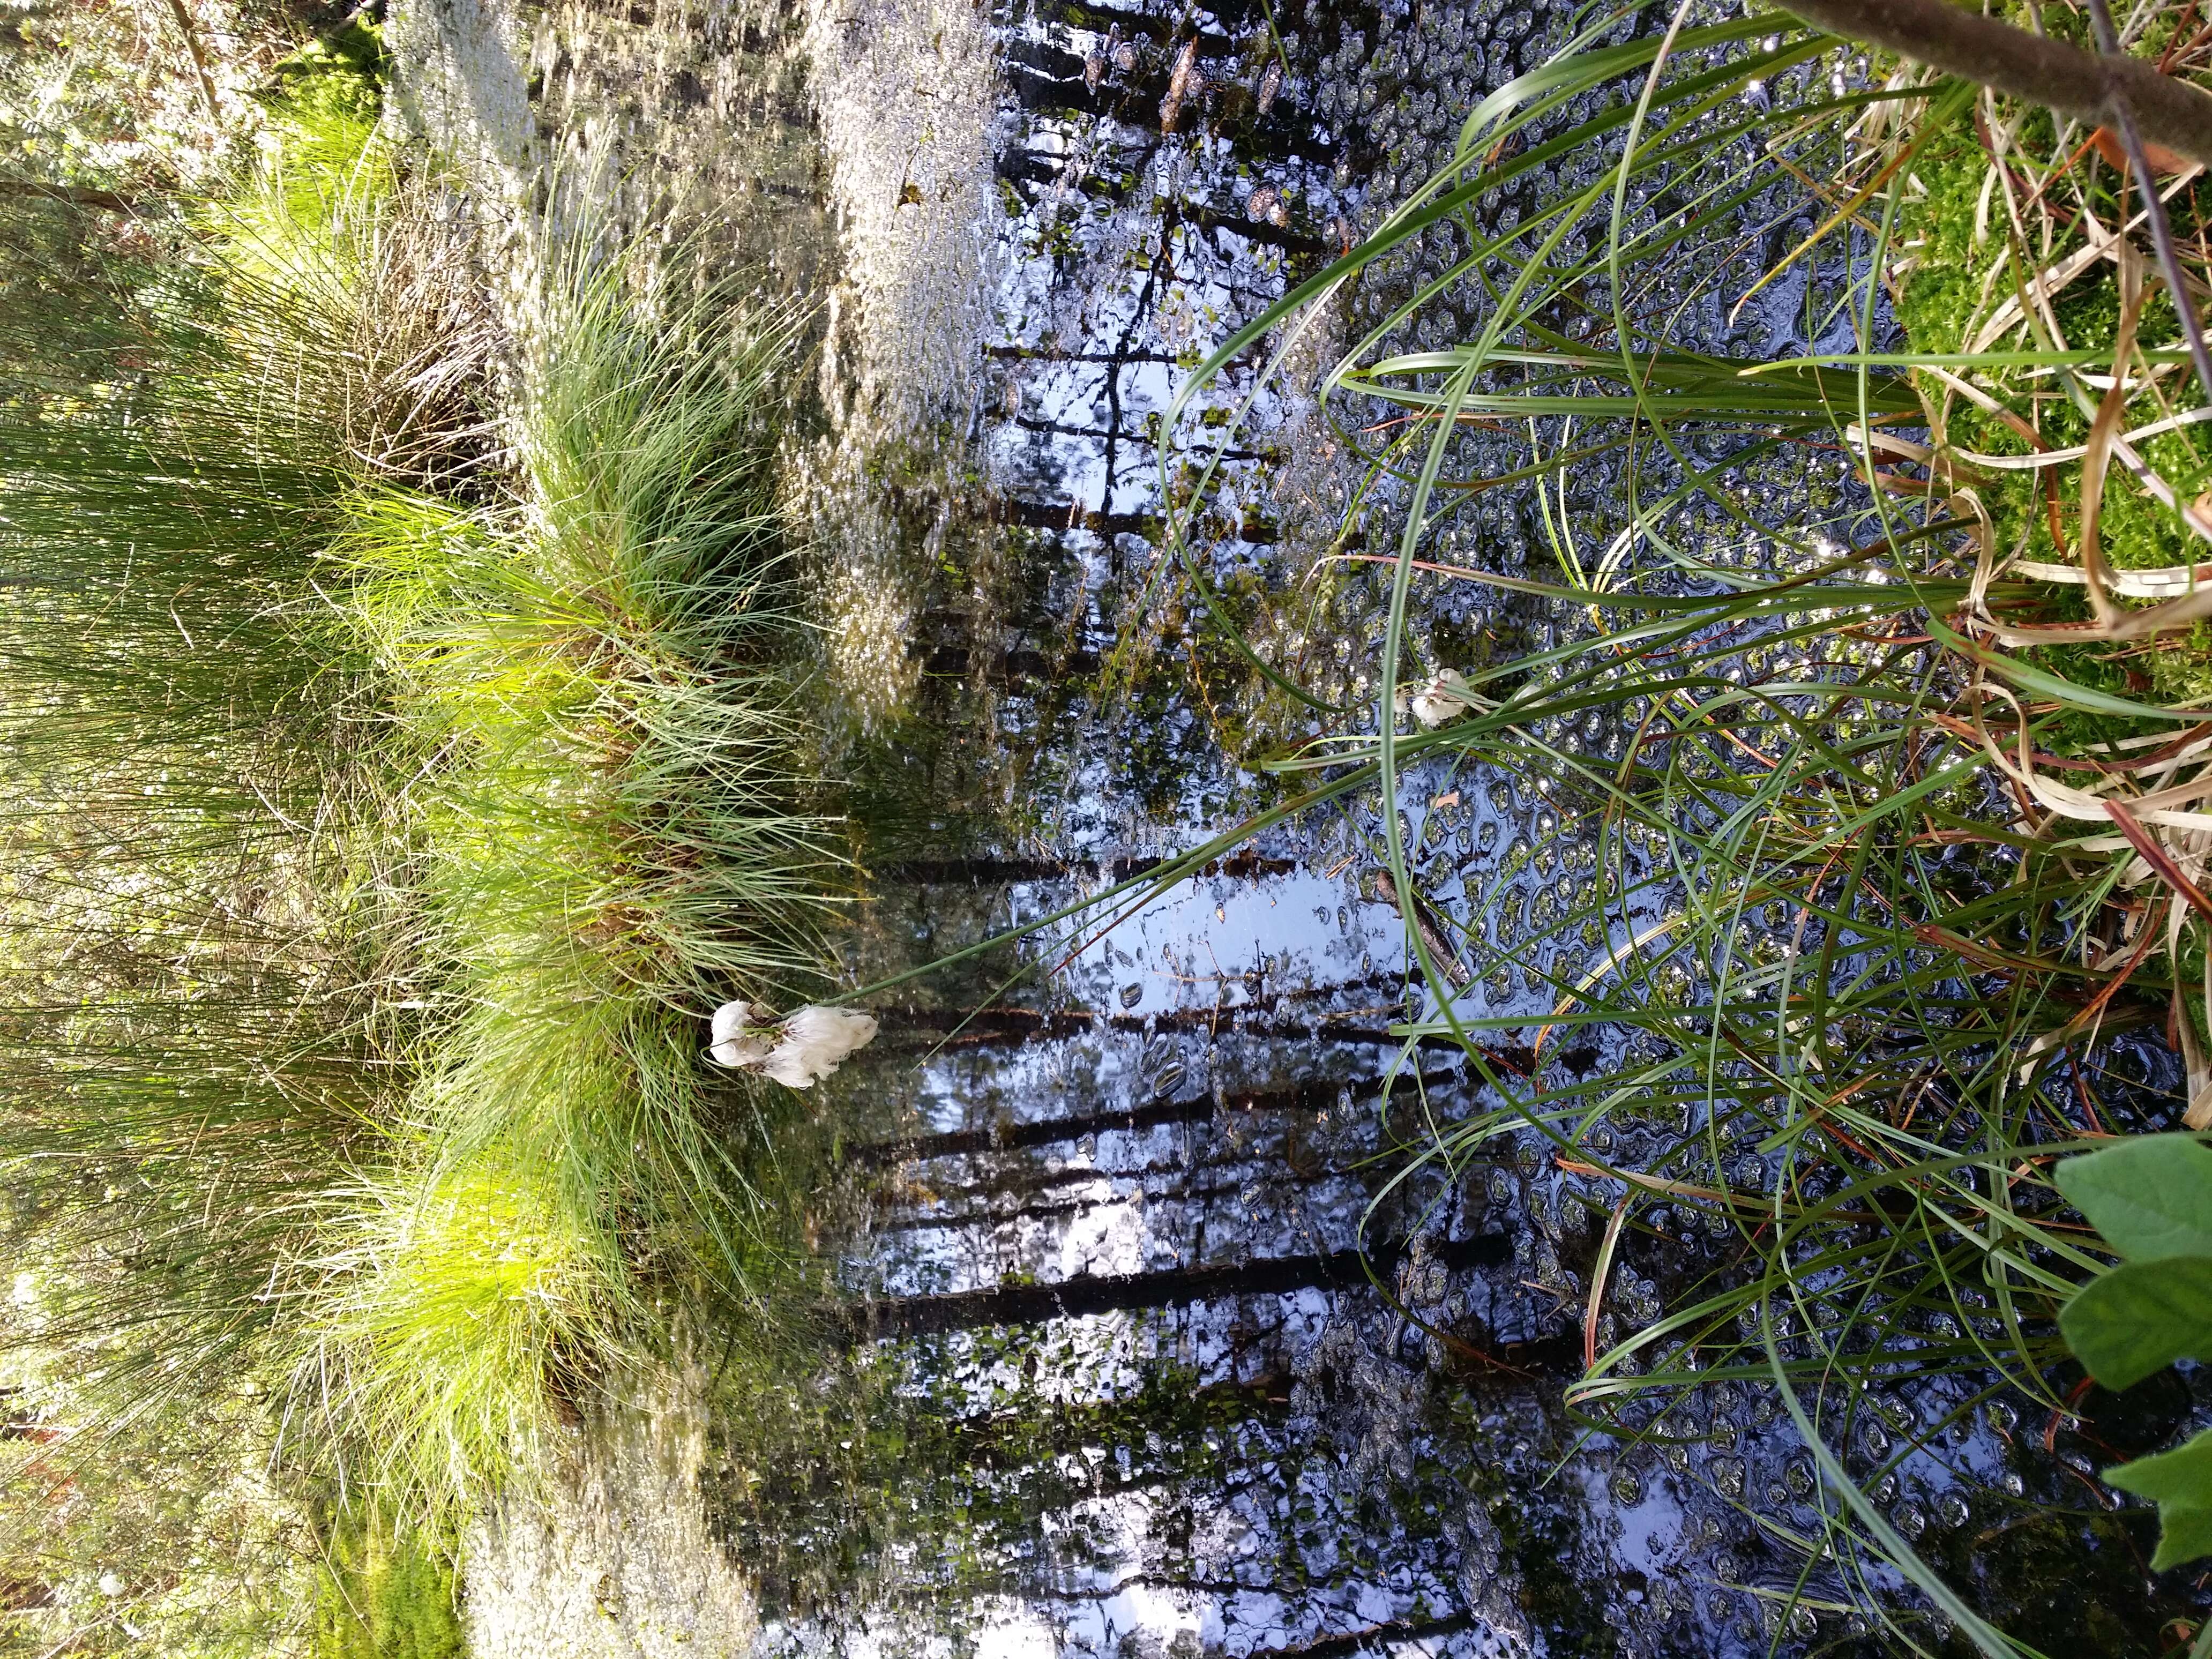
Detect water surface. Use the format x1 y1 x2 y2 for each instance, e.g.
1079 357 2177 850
392 1 2203 1653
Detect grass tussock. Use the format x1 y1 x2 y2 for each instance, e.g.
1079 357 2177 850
2 31 839 1632
293 249 839 1501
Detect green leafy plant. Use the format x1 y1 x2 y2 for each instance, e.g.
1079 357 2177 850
2058 1134 2212 1570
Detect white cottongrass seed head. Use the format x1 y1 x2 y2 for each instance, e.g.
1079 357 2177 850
763 1005 880 1088
707 1001 879 1088
708 999 778 1068
1410 669 1476 729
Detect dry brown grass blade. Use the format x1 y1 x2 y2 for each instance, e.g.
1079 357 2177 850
1964 170 2199 353
1976 584 2212 642
1554 1156 1767 1212
1960 682 2212 828
2044 899 2168 1052
2106 799 2212 921
2077 249 2149 628
1966 233 2212 642
1533 912 1686 1058
2091 126 2194 175
1585 1194 1633 1371
1932 712 2212 773
2010 555 2212 596
1552 1157 1901 1226
2099 584 2212 637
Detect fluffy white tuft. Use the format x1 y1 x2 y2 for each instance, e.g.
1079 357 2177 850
706 999 776 1068
759 1006 880 1088
1410 669 1475 729
707 1002 879 1087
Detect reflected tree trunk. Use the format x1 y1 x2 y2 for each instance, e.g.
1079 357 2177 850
854 1231 1511 1337
851 1067 1459 1166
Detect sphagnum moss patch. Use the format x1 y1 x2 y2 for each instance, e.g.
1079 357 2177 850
1890 122 2212 708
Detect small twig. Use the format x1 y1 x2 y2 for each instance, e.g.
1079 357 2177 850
1774 0 2212 165
162 0 222 123
1372 867 1473 990
0 177 143 214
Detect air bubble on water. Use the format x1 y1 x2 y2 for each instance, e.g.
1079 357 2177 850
1710 1455 1746 1500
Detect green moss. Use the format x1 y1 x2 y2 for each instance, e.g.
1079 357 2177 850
1893 125 2212 712
312 1507 465 1659
1893 133 1988 358
267 18 391 129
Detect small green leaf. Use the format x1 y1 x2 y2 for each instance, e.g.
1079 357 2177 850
2105 1430 2212 1570
2107 1430 2212 1505
2148 1507 2212 1572
2054 1134 2212 1261
2058 1257 2212 1389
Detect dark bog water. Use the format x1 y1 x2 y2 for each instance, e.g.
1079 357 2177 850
396 1 2206 1653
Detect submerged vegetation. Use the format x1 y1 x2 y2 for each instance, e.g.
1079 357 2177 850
1127 1 2212 1648
311 1505 465 1659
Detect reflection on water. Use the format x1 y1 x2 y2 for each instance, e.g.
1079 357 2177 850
390 0 2200 1654
465 1371 756 1659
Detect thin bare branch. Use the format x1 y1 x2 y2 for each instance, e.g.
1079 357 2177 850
1771 0 2212 166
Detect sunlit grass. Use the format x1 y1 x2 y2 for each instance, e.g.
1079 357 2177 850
305 1143 621 1500
285 245 839 1505
0 42 839 1562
